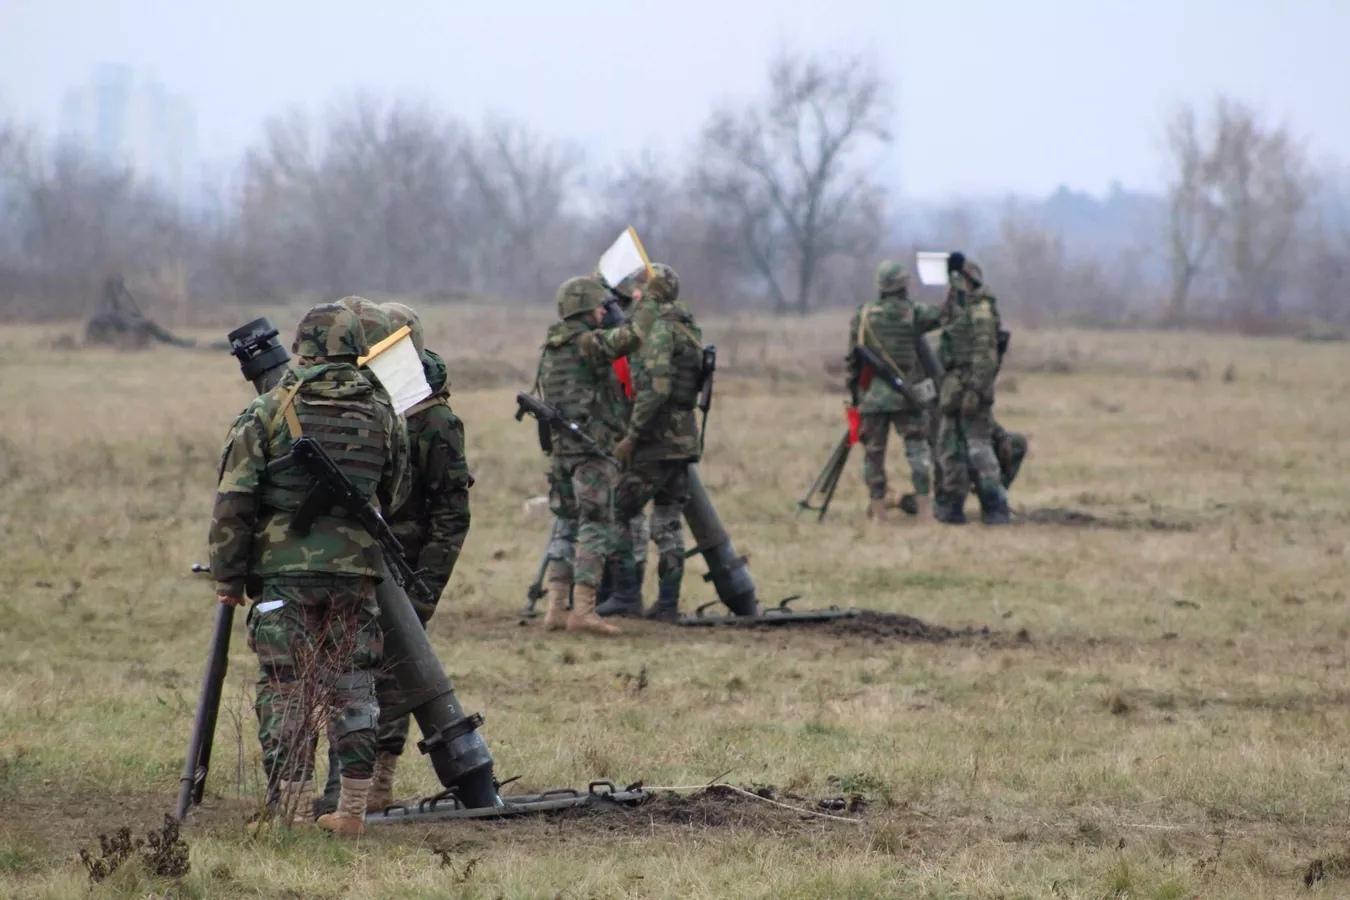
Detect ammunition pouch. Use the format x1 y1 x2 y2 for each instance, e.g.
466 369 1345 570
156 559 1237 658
668 338 703 410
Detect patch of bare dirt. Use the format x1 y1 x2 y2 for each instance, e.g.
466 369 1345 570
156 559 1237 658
0 791 245 869
550 784 864 835
1022 506 1196 532
818 610 1013 644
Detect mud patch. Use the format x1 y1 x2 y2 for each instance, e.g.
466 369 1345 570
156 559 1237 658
1022 506 1195 532
557 784 863 833
818 610 1021 645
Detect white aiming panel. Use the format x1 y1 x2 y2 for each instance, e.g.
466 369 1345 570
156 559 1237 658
598 226 653 288
916 251 951 287
358 325 432 415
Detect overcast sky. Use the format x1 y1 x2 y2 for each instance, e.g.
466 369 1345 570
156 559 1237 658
1 0 1347 200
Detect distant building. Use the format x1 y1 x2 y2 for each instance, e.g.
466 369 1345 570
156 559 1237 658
59 63 201 204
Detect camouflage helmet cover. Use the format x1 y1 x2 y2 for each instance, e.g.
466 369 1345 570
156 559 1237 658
958 259 985 289
875 260 909 296
644 262 680 303
556 275 608 320
292 302 368 360
336 295 394 346
382 301 425 356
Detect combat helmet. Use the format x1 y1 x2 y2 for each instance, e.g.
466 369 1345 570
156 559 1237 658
644 263 680 303
382 301 425 356
961 259 984 288
875 260 909 297
336 295 394 346
292 302 368 360
556 275 608 320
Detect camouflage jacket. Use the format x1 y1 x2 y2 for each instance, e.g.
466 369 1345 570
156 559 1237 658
939 284 1001 398
627 299 702 462
387 349 470 617
536 300 655 457
847 295 941 414
208 361 410 596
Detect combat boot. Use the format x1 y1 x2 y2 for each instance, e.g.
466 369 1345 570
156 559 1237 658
867 497 889 522
316 776 370 837
933 492 967 525
644 581 680 623
365 752 399 813
596 560 643 617
567 584 622 636
978 486 1011 525
541 580 571 632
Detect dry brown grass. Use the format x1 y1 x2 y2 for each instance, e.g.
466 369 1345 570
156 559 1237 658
1 304 1348 898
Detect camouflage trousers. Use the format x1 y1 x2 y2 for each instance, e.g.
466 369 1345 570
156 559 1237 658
543 455 621 589
861 410 932 500
248 578 382 785
616 461 689 600
937 403 1003 498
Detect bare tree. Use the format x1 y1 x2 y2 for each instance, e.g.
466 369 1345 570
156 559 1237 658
693 52 891 314
1164 98 1311 323
1208 99 1309 320
461 117 581 299
1164 106 1221 320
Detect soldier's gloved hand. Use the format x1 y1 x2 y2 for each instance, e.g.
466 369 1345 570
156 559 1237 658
614 434 637 467
217 592 245 607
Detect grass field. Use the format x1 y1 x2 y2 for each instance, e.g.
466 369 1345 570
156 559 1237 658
2 304 1348 898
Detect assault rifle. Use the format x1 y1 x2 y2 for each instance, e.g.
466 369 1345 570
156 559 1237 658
280 436 435 608
849 344 926 408
514 392 617 463
697 345 716 454
800 345 928 522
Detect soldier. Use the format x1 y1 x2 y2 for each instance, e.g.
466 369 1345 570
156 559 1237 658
934 253 1009 525
596 274 653 619
601 264 702 621
847 261 942 522
313 295 400 818
209 302 409 836
535 275 656 635
364 300 472 809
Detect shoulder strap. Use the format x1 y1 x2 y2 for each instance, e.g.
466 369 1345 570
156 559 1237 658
271 379 305 440
406 394 449 417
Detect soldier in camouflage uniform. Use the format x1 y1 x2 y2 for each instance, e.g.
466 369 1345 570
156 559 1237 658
847 261 942 522
361 300 473 809
209 302 409 836
596 276 651 618
599 263 702 621
934 253 1009 525
535 275 656 635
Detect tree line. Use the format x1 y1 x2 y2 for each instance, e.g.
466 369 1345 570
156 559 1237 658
0 52 1345 330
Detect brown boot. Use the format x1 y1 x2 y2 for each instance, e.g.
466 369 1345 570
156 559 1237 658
316 776 370 837
867 497 889 522
541 580 570 632
365 752 398 813
567 584 621 636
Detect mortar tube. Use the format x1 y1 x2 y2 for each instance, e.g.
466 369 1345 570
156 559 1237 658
682 464 759 617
